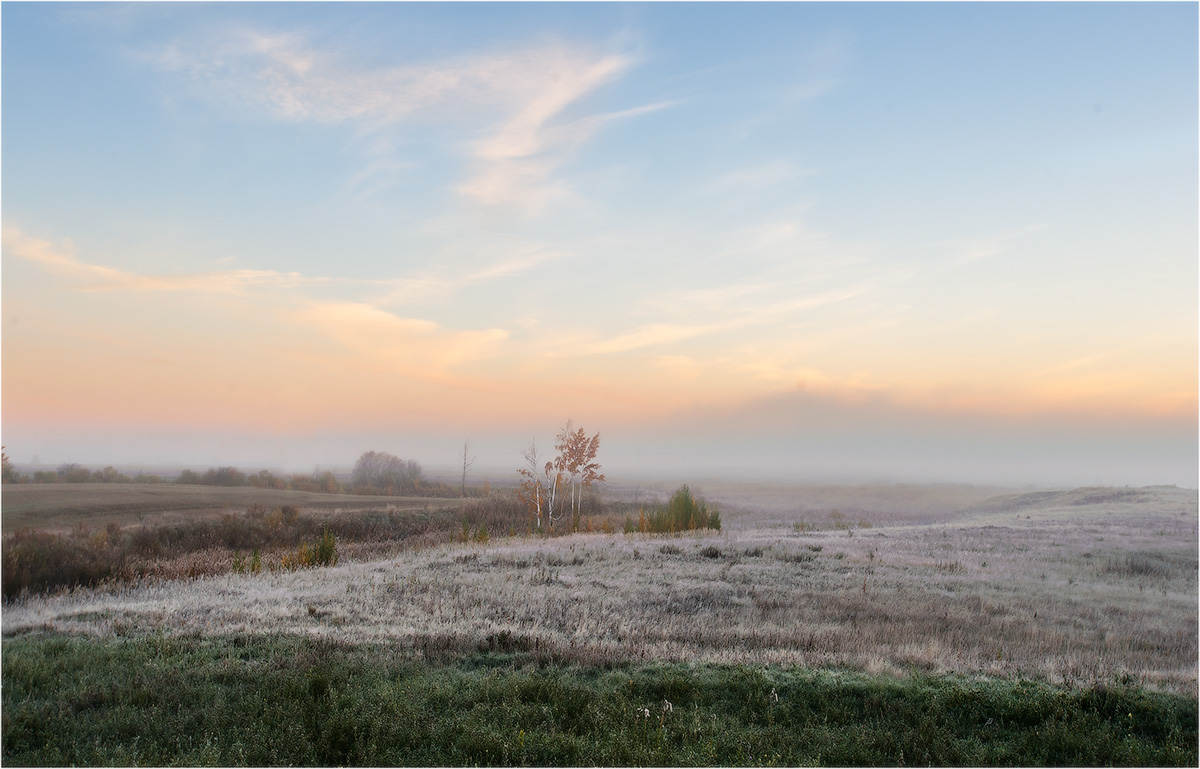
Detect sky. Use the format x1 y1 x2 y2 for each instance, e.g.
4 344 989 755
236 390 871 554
2 2 1196 487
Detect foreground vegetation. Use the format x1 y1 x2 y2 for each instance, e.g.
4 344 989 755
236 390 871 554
3 483 1194 765
3 631 1194 767
2 502 447 598
5 487 1195 692
1 486 669 597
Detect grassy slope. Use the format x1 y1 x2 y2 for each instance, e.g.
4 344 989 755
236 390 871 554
1 482 462 533
4 486 1195 692
3 632 1195 767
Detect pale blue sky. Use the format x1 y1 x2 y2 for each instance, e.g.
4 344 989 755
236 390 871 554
3 2 1196 485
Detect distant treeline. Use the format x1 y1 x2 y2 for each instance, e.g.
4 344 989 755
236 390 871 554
4 463 169 485
177 467 349 494
0 450 460 498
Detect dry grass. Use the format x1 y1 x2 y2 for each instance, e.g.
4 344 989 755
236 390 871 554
4 484 1195 697
1 482 462 533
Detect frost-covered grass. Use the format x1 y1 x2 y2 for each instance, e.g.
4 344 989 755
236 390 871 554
3 484 1197 765
3 632 1195 766
5 486 1195 695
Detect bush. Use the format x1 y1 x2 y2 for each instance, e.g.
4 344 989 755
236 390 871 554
57 464 92 483
279 528 338 571
1 528 124 598
639 485 721 534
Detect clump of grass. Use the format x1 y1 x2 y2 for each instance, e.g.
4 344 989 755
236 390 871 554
1100 552 1176 580
230 549 262 575
278 528 338 571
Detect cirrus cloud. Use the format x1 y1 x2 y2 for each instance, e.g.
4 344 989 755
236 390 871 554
151 29 663 214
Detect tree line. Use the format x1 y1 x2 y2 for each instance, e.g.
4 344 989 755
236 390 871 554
0 447 458 497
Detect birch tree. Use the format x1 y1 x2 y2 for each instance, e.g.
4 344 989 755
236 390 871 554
517 440 544 532
542 459 563 529
554 420 605 521
519 422 605 532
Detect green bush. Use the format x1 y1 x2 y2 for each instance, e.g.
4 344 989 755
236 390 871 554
640 485 721 534
314 528 338 566
281 528 338 571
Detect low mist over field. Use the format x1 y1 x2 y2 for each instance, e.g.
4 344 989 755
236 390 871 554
7 393 1197 489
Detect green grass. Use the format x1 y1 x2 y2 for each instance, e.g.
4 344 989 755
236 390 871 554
3 632 1195 766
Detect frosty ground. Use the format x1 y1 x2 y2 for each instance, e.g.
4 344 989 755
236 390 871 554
6 484 1195 696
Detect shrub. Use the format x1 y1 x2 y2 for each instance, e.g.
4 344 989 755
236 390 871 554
639 485 721 534
314 528 337 566
1 528 124 597
202 467 246 486
92 466 132 483
175 469 203 485
57 464 92 483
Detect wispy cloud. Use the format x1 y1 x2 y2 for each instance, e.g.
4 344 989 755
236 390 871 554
699 159 811 197
5 223 520 411
583 322 728 356
3 225 338 294
153 30 654 214
292 300 509 383
373 239 569 307
571 285 874 357
3 226 130 285
459 91 677 213
466 246 566 282
4 224 561 308
156 29 465 124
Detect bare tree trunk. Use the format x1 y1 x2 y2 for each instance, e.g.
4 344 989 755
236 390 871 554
520 440 543 531
460 440 476 498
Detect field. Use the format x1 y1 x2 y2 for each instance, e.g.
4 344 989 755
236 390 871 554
2 480 1197 765
0 482 460 533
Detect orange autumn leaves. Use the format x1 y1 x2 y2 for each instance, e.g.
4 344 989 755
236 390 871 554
518 420 605 532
